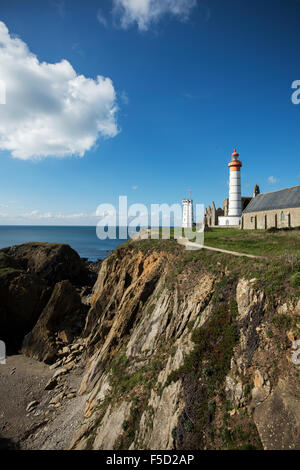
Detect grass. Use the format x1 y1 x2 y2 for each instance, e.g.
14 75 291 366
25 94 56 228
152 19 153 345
119 226 300 299
123 226 300 258
203 227 300 256
291 272 300 287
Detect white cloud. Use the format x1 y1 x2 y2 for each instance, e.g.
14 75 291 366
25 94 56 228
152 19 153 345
113 0 197 31
132 185 138 190
0 209 103 225
21 210 98 220
120 90 129 105
0 21 119 160
97 9 108 27
267 176 279 185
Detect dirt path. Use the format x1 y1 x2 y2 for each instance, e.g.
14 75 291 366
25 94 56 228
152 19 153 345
0 354 87 450
177 238 263 259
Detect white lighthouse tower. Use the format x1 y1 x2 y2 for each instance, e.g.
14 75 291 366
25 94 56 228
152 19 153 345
182 193 194 228
218 148 242 227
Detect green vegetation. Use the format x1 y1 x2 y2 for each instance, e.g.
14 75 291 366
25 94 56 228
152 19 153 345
166 301 238 388
110 353 164 398
165 288 239 448
126 226 300 257
291 272 300 287
271 314 300 336
203 227 300 256
272 315 292 329
165 283 262 449
120 226 300 299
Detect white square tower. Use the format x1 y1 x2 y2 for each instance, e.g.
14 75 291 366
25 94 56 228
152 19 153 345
182 198 193 228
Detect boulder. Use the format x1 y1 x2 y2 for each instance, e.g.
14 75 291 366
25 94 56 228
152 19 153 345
22 280 87 363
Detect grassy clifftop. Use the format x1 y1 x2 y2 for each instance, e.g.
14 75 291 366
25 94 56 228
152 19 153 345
118 227 300 300
204 227 300 256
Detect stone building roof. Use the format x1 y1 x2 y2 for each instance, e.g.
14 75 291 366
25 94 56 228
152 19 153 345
243 185 300 213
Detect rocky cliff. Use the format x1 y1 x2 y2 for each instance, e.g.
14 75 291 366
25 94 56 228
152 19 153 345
2 239 299 450
0 243 94 354
66 239 300 450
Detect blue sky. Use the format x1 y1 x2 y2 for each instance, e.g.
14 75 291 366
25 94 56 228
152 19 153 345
0 0 300 225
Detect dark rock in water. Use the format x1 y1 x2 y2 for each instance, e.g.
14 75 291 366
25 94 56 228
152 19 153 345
0 253 50 353
1 242 86 286
22 280 87 363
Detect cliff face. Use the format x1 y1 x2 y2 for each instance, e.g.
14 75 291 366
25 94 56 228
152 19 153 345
70 243 300 450
0 243 93 354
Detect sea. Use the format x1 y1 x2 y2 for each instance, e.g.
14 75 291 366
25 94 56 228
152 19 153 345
0 226 130 261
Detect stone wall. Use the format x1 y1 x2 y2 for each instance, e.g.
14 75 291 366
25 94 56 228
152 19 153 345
242 207 300 229
205 202 224 227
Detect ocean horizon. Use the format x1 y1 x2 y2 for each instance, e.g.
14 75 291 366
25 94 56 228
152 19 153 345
0 225 130 261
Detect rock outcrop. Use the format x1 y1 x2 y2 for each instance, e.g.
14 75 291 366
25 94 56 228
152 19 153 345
0 252 50 353
22 281 87 363
1 242 87 286
0 243 93 353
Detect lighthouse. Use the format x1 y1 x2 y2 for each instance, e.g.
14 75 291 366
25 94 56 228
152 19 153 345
182 193 194 228
218 148 243 227
228 148 242 217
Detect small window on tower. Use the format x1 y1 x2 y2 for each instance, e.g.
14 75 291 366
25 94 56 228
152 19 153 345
281 211 285 222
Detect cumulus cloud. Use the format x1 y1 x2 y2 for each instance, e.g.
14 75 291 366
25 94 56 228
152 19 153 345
113 0 197 31
267 176 279 185
0 21 119 160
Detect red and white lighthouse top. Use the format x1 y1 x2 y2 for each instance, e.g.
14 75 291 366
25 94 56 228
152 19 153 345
228 148 242 170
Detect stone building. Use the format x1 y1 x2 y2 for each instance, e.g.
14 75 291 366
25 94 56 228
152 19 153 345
203 148 300 230
205 197 252 227
205 202 224 227
242 185 300 229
